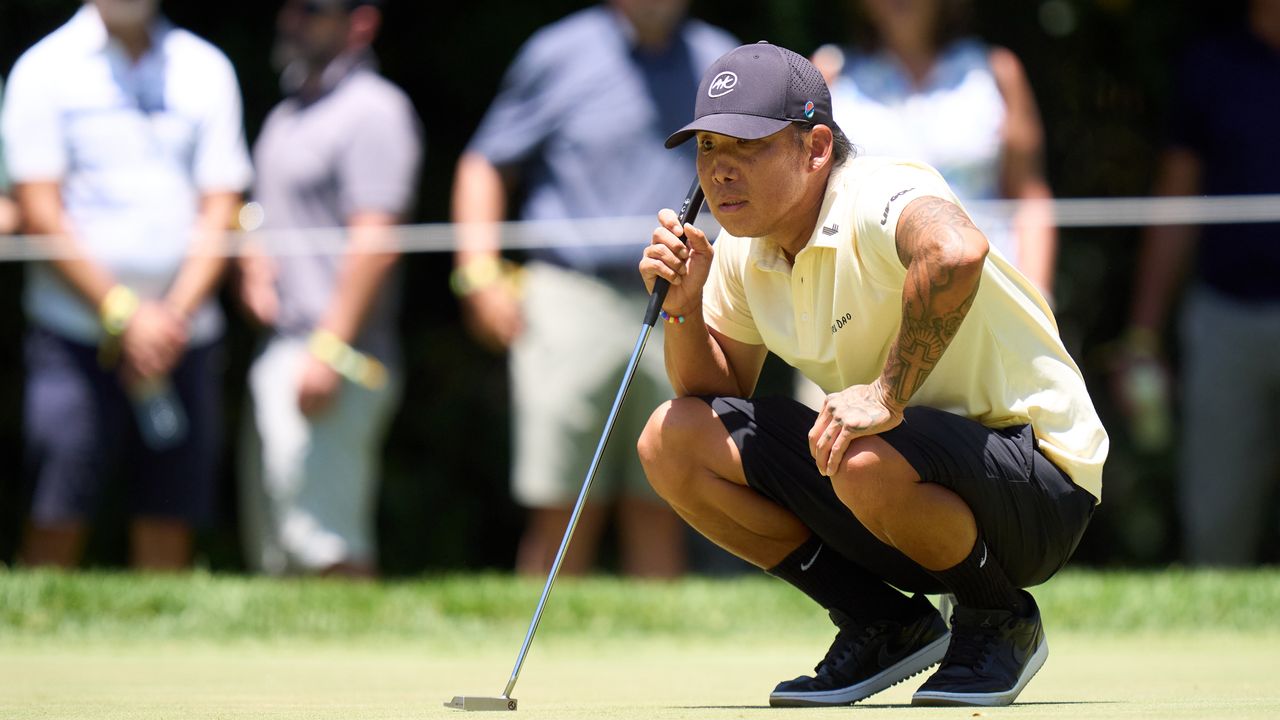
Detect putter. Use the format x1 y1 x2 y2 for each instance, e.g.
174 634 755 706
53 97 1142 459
446 176 705 712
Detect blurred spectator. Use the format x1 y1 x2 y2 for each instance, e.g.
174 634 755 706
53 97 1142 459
1118 0 1280 565
237 0 422 578
815 0 1057 297
0 77 17 236
451 0 736 577
0 0 250 569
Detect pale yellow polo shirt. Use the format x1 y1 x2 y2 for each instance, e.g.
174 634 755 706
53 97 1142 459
702 157 1108 501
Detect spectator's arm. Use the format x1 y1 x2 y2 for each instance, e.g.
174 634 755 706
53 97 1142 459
451 151 524 351
297 211 403 417
314 212 400 343
0 118 15 234
1128 148 1202 335
14 181 116 308
452 151 509 268
0 195 18 236
449 30 565 352
236 236 278 328
321 91 421 344
164 191 239 321
989 47 1057 297
1110 148 1198 448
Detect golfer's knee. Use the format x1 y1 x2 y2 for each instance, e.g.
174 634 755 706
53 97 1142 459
829 439 895 526
637 397 708 500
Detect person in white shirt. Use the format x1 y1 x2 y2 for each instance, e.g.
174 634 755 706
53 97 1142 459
815 0 1057 297
0 0 251 569
638 42 1104 708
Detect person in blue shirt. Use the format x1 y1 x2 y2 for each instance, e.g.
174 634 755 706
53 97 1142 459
451 0 736 577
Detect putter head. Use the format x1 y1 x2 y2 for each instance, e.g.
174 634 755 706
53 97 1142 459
444 696 518 712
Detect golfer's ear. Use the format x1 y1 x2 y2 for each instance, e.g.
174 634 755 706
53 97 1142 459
809 125 834 171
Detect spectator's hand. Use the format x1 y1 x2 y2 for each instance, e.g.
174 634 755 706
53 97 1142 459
121 302 188 380
808 380 904 477
640 207 712 317
0 196 18 236
461 283 523 352
1110 329 1173 452
238 251 278 327
297 354 342 417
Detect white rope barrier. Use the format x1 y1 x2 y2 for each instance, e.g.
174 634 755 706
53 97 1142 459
0 194 1276 261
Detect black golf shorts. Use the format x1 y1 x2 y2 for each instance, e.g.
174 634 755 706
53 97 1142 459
703 395 1096 593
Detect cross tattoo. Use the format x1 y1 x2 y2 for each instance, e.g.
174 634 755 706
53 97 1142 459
898 340 936 400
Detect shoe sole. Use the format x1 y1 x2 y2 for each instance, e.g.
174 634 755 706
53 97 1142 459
769 632 951 707
910 634 1049 707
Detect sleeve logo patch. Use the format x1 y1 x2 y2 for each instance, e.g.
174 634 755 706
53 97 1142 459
880 187 916 226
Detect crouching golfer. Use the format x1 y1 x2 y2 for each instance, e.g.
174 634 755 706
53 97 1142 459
637 42 1107 707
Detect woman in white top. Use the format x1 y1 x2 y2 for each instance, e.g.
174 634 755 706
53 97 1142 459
815 0 1057 297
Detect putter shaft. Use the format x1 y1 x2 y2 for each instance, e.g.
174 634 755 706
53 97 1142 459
453 176 704 711
502 324 655 699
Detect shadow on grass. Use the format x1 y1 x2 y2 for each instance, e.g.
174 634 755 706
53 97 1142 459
677 701 1120 709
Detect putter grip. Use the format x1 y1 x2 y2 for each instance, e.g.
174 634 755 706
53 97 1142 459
643 176 705 327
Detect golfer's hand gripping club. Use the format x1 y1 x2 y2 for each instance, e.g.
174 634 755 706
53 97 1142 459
643 176 705 327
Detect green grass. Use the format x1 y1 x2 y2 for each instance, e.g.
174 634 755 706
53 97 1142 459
2 566 1279 643
2 568 1279 719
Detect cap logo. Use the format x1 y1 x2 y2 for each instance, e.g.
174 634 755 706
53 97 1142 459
708 71 738 98
804 100 815 119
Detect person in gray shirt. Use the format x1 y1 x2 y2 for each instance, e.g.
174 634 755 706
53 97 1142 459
238 0 422 577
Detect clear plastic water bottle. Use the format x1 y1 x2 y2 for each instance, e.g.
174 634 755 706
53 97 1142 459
129 377 188 451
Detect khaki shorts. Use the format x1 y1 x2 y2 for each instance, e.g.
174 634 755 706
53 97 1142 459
511 262 671 507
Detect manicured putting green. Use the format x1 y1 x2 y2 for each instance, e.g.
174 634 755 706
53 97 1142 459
2 632 1277 719
2 568 1278 718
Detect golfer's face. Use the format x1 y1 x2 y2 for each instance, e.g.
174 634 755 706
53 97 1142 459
695 128 809 238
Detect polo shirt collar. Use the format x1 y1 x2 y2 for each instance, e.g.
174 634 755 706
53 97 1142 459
746 162 852 272
811 163 852 249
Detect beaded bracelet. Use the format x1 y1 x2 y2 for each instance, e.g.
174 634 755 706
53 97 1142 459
659 310 685 325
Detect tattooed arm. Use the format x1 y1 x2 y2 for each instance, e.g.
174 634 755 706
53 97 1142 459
882 197 989 406
809 196 989 476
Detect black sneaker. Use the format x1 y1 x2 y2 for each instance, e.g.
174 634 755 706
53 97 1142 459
911 592 1049 706
769 594 950 707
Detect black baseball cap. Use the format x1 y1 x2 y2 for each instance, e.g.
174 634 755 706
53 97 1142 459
665 41 839 149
